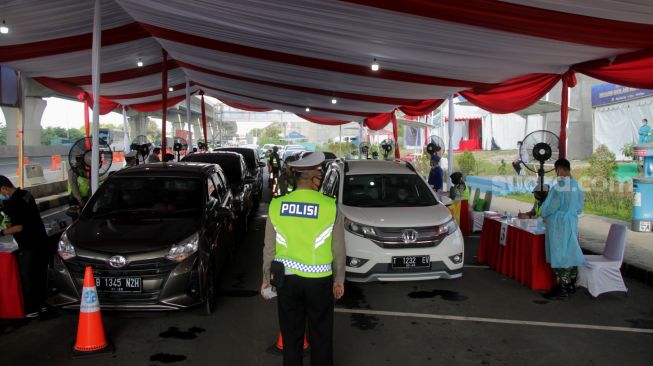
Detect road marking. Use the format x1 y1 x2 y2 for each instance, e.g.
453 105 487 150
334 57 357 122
463 264 489 268
334 308 653 334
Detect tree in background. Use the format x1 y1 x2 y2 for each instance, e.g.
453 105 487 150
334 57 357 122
251 125 282 146
587 144 617 179
0 122 6 145
40 126 85 145
456 151 477 177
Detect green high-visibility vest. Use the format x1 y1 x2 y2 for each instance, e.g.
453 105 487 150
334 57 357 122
68 176 90 198
269 189 337 278
535 203 542 218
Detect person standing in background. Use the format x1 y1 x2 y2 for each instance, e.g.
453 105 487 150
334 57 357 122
0 175 50 318
428 155 444 192
639 118 651 143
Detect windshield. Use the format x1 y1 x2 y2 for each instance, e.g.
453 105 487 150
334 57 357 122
342 174 438 207
84 177 203 219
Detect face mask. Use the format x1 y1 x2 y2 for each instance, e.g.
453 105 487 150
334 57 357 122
0 194 10 201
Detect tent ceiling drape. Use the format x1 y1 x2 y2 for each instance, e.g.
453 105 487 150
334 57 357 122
1 0 653 130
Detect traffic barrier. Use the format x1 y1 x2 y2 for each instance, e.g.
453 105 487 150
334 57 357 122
50 155 62 171
274 331 309 352
119 151 125 162
15 156 29 175
72 266 113 357
112 152 121 163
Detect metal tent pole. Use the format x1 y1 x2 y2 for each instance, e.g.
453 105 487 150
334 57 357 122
186 78 192 149
122 105 129 153
90 0 101 194
161 49 168 155
447 95 455 189
16 70 24 188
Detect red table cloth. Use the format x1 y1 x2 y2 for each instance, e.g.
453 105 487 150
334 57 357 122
459 199 471 237
477 217 555 291
0 252 25 319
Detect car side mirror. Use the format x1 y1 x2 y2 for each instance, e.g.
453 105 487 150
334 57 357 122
244 176 256 184
258 161 266 168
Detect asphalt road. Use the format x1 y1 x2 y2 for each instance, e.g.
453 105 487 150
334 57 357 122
1 180 652 365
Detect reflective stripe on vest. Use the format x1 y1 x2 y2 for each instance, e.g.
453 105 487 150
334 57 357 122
269 189 337 278
274 258 332 275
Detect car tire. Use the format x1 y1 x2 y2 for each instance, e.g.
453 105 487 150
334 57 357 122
203 259 218 316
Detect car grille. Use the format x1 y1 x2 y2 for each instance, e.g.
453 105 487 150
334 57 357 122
371 226 444 248
65 257 178 304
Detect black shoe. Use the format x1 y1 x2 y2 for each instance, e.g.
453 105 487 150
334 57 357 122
543 286 569 300
565 284 576 294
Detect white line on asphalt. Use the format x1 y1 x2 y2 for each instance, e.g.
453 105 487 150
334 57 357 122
463 265 489 268
334 308 653 334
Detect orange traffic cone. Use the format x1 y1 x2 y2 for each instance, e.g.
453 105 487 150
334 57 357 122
16 156 29 175
274 331 309 352
72 266 113 357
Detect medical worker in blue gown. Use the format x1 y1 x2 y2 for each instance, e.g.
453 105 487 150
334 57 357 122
540 159 586 300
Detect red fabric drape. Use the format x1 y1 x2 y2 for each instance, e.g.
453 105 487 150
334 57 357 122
460 73 561 114
364 112 394 130
297 114 350 126
201 92 208 148
559 71 577 159
572 48 653 90
35 78 119 114
467 118 482 150
220 99 273 112
391 112 400 158
129 95 186 112
398 99 445 116
161 49 168 154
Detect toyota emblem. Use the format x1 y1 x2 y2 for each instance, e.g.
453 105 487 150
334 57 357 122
401 229 418 244
108 255 127 268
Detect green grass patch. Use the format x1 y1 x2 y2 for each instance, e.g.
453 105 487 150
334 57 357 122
506 191 631 221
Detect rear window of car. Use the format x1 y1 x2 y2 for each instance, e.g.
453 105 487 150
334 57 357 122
182 154 243 184
342 174 438 207
85 177 202 218
218 148 256 170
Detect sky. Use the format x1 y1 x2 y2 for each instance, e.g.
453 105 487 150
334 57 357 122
0 97 274 135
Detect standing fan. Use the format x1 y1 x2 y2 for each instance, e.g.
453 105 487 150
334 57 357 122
380 139 395 160
360 142 371 159
521 130 560 194
129 135 151 164
197 139 208 151
425 135 445 157
68 137 113 181
173 137 188 161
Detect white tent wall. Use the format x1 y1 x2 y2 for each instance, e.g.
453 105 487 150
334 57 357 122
482 113 528 150
594 96 653 160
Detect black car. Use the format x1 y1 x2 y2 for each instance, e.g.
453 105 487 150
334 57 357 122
215 147 265 204
182 152 255 232
50 163 235 314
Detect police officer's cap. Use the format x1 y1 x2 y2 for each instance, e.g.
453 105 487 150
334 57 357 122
288 152 325 170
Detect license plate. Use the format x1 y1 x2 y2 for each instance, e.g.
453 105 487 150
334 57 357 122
391 255 430 269
95 277 142 293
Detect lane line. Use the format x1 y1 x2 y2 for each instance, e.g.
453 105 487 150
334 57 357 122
334 308 653 334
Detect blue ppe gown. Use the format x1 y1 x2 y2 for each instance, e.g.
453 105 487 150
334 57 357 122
540 177 587 269
639 125 651 143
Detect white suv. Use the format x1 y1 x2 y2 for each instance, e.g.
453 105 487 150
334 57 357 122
321 159 464 282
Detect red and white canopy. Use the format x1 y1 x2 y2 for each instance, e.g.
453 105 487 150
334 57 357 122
2 0 653 130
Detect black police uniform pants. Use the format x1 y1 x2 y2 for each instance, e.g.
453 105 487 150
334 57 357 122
17 248 48 314
278 275 334 366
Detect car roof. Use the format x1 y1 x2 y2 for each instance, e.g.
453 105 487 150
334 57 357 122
111 162 216 177
181 152 244 183
337 160 415 175
215 147 257 168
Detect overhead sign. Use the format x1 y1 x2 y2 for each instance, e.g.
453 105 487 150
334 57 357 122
591 83 653 107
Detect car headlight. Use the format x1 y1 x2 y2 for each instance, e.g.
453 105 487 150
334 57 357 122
166 233 199 262
436 219 458 237
57 231 76 260
344 218 376 237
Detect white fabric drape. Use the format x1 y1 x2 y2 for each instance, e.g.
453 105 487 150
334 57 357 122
594 97 653 160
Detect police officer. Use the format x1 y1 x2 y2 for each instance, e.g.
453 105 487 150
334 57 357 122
0 175 50 318
269 146 281 189
124 150 139 167
261 152 345 366
67 156 90 207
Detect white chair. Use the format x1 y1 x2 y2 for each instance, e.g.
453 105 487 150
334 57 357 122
576 224 628 298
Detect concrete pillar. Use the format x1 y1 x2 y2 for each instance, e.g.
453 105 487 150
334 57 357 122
170 112 183 138
193 117 203 142
129 113 149 141
2 97 47 146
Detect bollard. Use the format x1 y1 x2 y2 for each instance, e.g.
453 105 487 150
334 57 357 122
16 156 29 175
